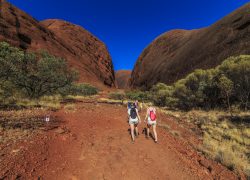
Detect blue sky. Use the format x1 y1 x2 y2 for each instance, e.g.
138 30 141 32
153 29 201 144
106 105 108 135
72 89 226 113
8 0 250 71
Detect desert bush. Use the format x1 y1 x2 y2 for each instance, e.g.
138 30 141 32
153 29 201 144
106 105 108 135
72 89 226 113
109 92 125 100
61 83 98 96
217 55 250 110
174 69 217 109
125 90 149 101
150 83 177 107
0 42 79 100
217 75 234 114
149 55 250 111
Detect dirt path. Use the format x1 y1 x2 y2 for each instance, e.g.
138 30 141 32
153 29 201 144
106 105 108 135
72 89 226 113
0 102 239 179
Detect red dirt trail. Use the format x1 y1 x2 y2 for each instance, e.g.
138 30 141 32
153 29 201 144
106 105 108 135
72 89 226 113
0 102 240 179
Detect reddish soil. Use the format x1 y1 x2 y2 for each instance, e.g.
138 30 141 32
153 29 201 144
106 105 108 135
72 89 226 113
0 100 241 179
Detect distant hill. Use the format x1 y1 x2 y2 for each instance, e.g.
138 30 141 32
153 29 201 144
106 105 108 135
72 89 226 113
115 70 131 89
0 0 115 88
130 2 250 89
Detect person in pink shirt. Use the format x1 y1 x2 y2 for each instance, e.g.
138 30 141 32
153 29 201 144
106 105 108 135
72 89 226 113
144 107 158 143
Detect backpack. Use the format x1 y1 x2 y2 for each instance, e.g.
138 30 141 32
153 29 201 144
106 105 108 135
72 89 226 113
130 107 137 119
128 102 132 109
149 110 156 121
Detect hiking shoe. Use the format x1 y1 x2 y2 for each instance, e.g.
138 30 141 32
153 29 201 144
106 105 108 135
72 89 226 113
154 140 158 143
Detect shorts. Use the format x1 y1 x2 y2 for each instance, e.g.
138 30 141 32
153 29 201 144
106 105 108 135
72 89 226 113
129 118 139 125
147 117 156 125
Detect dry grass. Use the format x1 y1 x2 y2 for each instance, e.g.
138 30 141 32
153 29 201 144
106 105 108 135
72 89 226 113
170 130 181 137
161 109 250 177
158 122 181 137
98 98 124 104
158 123 170 131
0 108 54 145
201 132 249 175
14 95 62 110
38 95 62 110
64 104 77 113
66 95 98 100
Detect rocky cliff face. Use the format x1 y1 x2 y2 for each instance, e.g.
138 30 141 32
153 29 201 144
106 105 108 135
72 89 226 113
115 70 131 89
0 0 115 88
130 2 250 89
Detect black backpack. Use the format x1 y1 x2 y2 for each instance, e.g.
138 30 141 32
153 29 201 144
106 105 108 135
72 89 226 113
130 107 137 119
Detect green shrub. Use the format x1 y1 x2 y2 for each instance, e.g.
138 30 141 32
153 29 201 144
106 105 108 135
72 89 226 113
173 69 216 109
125 90 149 101
0 42 78 100
109 92 125 100
70 83 98 96
217 55 250 110
149 55 250 111
150 83 177 107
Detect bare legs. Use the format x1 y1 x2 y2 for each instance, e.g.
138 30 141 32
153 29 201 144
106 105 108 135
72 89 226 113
152 124 158 142
135 124 139 137
146 124 158 142
130 123 139 142
130 124 135 141
146 124 150 138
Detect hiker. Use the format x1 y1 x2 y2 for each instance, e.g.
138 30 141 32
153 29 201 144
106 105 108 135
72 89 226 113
134 100 141 112
135 100 139 109
140 101 143 111
127 102 132 122
144 107 158 143
128 103 141 142
127 101 132 110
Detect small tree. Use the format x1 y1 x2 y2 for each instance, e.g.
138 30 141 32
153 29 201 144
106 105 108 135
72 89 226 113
109 92 125 104
125 90 149 102
150 83 177 107
219 55 250 110
64 83 98 96
0 42 24 81
0 42 79 99
218 75 234 116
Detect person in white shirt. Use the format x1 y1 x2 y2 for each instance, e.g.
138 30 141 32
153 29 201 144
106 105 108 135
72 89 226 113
128 103 141 143
144 107 158 143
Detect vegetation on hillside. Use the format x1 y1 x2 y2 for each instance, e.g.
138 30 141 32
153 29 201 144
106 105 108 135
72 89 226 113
110 55 250 113
0 42 98 108
150 55 250 112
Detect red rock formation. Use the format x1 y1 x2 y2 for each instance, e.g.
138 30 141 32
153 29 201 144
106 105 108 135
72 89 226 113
131 2 250 89
115 70 131 89
0 0 115 88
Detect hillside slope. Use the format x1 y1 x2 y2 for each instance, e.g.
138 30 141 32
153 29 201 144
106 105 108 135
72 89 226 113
130 2 250 89
115 70 131 89
0 0 115 88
